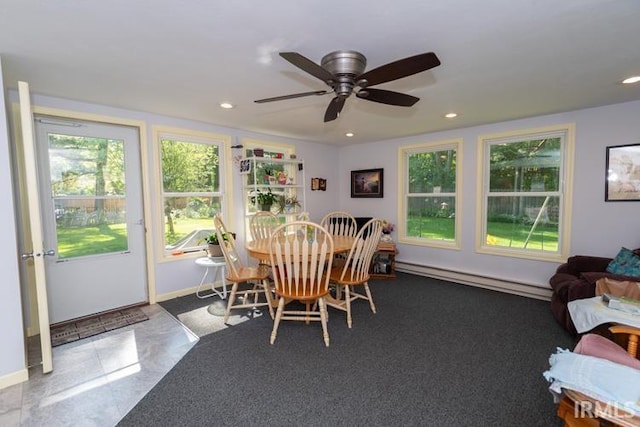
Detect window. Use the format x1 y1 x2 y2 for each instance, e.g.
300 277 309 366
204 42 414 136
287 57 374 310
477 124 574 260
399 139 461 248
154 127 231 258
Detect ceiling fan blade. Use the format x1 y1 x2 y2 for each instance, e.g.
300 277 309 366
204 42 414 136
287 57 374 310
324 97 346 122
254 90 329 103
358 52 440 87
356 88 419 106
280 52 335 84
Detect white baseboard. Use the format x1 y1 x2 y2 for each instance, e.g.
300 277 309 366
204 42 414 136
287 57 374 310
395 261 552 301
0 368 28 391
156 281 227 303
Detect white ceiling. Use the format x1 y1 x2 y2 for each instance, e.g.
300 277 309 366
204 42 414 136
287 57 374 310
2 0 639 146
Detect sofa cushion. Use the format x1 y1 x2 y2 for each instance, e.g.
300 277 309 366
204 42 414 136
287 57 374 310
607 247 640 278
574 333 640 370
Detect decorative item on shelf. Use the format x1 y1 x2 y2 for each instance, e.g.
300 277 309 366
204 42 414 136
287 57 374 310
251 188 278 211
253 148 264 157
289 154 297 159
263 167 274 184
277 170 288 185
277 194 301 214
381 220 394 242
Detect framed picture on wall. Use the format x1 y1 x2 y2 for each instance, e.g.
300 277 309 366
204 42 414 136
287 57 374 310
605 143 640 201
351 168 383 198
239 158 251 175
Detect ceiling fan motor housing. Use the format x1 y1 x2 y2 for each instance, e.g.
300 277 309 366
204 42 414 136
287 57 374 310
321 51 367 97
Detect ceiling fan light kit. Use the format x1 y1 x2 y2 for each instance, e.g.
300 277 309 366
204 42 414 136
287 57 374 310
254 50 441 122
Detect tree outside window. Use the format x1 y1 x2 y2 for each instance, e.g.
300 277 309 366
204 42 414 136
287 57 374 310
400 140 461 248
479 125 574 260
160 135 224 255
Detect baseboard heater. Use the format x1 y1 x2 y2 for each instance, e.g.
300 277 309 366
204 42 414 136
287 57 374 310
395 260 553 301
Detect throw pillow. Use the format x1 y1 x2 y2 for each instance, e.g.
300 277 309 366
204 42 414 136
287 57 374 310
606 247 640 278
596 277 640 299
574 333 640 370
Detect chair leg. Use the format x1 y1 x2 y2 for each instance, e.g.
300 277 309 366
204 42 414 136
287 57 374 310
345 285 353 328
270 298 285 345
224 282 240 324
262 279 275 319
318 297 330 347
363 282 376 313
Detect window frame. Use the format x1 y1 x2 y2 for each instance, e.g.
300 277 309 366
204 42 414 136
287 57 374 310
398 139 462 250
153 126 232 261
476 123 575 261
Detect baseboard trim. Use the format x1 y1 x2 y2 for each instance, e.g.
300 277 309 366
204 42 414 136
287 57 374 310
395 261 552 301
156 281 226 303
0 368 28 391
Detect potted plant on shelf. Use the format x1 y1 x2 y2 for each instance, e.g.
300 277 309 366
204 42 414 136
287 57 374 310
201 231 229 257
277 194 301 214
251 189 279 211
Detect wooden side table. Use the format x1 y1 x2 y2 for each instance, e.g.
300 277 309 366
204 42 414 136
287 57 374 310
370 242 397 279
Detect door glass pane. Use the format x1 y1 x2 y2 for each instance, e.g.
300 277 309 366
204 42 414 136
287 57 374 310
48 133 128 259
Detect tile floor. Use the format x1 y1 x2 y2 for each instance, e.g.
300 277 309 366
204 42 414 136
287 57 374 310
0 304 198 426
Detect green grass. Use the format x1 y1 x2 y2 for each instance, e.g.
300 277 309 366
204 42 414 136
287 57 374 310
57 217 217 258
407 216 558 251
165 217 216 245
57 223 128 259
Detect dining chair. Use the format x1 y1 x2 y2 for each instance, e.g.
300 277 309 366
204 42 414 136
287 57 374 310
268 221 334 346
249 211 280 269
320 211 358 237
213 214 274 323
249 211 280 240
326 218 383 328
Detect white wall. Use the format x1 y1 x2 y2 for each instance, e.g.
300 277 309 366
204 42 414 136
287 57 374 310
0 57 27 387
339 100 640 288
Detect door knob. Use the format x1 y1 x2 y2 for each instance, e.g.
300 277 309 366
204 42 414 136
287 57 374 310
42 250 56 257
21 252 34 260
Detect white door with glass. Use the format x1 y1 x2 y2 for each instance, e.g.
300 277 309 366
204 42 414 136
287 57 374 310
34 117 147 324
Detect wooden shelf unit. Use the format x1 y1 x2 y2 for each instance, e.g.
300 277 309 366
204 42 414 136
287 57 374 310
370 241 397 279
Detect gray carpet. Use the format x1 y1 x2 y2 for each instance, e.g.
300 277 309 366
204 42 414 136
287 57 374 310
119 273 575 426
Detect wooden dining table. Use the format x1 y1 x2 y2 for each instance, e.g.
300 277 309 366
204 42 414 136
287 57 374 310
245 235 355 262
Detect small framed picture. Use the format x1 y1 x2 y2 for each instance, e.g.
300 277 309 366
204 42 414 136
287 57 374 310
239 159 251 175
605 143 640 201
351 168 383 198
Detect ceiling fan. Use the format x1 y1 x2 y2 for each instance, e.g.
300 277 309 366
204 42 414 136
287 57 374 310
254 50 441 122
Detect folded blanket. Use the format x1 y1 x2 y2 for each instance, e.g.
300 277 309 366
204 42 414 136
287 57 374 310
543 348 640 415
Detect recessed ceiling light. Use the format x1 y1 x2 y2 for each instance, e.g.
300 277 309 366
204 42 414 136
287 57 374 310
345 132 354 137
444 113 458 119
220 102 234 109
622 76 640 84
